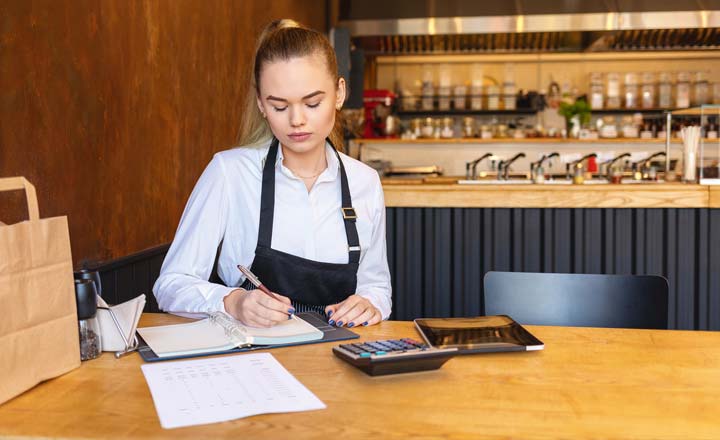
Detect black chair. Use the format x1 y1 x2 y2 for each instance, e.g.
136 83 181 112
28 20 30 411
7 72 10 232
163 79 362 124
483 271 669 329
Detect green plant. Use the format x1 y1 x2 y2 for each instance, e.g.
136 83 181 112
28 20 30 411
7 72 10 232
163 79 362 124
558 98 592 129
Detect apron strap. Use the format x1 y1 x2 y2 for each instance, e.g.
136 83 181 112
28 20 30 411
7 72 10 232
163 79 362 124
257 138 279 248
257 137 361 264
331 145 361 265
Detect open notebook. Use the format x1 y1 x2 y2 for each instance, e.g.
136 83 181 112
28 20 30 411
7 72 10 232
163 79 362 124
137 312 324 358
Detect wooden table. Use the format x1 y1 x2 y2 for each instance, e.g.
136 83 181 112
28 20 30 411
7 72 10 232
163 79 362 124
1 313 719 439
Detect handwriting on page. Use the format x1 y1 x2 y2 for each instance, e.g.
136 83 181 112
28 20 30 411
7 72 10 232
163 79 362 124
141 353 326 429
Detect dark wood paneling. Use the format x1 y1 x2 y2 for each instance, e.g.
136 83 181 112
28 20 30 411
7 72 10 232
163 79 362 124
1 1 327 266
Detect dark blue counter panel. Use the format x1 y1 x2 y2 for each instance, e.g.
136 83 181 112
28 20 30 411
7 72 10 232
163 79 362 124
387 208 720 330
93 209 719 331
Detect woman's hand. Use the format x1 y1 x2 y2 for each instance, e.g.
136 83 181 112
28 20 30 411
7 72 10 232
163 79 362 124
223 288 294 327
325 295 382 327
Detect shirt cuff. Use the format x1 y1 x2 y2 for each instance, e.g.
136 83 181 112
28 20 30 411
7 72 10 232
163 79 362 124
207 285 241 315
356 289 392 321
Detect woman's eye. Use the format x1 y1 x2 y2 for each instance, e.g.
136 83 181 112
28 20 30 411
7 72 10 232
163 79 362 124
273 106 287 112
306 102 320 108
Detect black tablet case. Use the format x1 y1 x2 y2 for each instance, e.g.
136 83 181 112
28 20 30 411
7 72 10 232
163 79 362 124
138 312 359 362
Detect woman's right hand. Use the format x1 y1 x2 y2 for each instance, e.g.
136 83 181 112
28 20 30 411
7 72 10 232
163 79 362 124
223 288 294 327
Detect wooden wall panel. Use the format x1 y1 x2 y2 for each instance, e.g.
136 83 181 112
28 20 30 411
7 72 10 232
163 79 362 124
0 0 327 266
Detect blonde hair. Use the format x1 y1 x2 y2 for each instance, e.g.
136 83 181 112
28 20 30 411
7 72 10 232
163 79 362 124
237 19 345 151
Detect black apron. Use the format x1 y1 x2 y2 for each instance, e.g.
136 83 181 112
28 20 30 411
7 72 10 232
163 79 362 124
240 137 360 315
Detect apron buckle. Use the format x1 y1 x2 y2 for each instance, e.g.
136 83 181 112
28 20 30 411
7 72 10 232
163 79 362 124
341 207 357 220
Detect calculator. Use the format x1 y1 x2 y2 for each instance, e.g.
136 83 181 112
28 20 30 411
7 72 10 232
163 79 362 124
332 338 458 376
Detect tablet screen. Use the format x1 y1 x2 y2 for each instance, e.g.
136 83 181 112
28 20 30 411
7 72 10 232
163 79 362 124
414 315 544 354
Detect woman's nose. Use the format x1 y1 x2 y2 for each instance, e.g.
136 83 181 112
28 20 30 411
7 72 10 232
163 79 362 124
289 106 306 127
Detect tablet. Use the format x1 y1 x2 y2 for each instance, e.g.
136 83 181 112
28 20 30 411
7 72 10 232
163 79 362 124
413 315 544 354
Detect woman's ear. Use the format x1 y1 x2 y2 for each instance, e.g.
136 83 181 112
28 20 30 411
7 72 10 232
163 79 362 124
335 77 347 110
256 95 266 118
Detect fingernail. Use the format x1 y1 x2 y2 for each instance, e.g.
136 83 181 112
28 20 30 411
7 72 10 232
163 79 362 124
327 310 333 317
329 319 335 325
363 322 368 326
288 308 295 314
347 322 354 328
337 321 343 327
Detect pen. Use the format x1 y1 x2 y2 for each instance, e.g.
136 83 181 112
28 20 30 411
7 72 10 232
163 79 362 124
236 264 283 302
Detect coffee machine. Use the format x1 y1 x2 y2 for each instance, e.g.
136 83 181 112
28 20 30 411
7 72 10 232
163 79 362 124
363 89 398 138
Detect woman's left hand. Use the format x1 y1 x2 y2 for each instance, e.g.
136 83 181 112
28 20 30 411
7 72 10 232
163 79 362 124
324 295 382 327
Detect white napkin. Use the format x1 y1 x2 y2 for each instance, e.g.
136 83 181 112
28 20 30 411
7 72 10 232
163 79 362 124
97 294 146 352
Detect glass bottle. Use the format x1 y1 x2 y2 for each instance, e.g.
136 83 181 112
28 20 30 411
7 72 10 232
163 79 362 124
658 72 673 108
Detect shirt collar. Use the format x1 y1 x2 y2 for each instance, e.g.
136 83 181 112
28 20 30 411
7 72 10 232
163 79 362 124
275 139 340 183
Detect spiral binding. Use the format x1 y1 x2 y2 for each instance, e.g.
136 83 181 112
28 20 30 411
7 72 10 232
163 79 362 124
209 312 253 348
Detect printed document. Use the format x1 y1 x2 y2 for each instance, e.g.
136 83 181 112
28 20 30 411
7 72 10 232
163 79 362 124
141 353 326 429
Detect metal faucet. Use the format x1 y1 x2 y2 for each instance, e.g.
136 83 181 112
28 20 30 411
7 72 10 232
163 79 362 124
601 152 631 180
466 153 494 180
498 153 526 180
566 153 597 179
530 152 559 178
631 151 667 180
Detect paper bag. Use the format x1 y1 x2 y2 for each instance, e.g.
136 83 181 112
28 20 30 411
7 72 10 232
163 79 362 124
0 177 80 405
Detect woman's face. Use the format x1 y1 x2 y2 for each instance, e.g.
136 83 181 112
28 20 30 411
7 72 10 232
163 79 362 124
257 53 345 154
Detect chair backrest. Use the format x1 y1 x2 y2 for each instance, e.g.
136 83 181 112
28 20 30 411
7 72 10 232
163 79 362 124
483 271 669 329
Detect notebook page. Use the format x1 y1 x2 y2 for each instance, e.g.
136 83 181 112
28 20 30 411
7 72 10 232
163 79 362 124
213 313 323 345
137 319 237 357
141 353 326 429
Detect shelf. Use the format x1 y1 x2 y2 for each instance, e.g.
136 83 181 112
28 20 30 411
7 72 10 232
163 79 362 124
375 50 720 65
397 108 538 117
352 137 683 144
589 108 673 115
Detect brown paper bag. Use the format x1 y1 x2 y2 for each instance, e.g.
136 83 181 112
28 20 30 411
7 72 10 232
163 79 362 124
0 177 80 405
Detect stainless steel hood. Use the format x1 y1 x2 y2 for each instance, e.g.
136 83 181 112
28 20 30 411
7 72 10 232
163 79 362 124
338 0 720 53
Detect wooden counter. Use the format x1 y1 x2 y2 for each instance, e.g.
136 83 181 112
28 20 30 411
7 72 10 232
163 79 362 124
1 313 719 439
710 186 720 208
382 182 714 208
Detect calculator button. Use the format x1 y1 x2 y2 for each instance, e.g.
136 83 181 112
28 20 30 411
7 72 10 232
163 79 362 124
375 351 387 356
359 352 372 358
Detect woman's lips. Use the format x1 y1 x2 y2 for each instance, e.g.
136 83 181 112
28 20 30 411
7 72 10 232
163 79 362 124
288 132 312 142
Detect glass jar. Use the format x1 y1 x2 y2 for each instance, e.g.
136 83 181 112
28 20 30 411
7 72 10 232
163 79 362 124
453 84 467 110
693 71 709 106
676 71 691 108
421 67 435 111
440 117 455 138
75 279 102 361
470 63 483 110
658 72 673 108
421 117 435 138
590 72 604 109
624 72 638 108
462 117 475 138
641 72 655 109
486 85 500 110
606 73 621 109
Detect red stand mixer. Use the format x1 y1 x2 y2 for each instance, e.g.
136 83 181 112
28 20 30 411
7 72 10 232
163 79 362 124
363 90 399 138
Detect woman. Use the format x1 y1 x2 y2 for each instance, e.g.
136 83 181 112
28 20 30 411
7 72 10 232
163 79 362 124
153 19 391 328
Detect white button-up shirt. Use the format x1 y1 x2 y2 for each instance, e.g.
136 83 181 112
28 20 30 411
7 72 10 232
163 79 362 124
153 139 392 320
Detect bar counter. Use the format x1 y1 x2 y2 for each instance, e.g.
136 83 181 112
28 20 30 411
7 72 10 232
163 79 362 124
379 180 720 329
381 181 719 208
